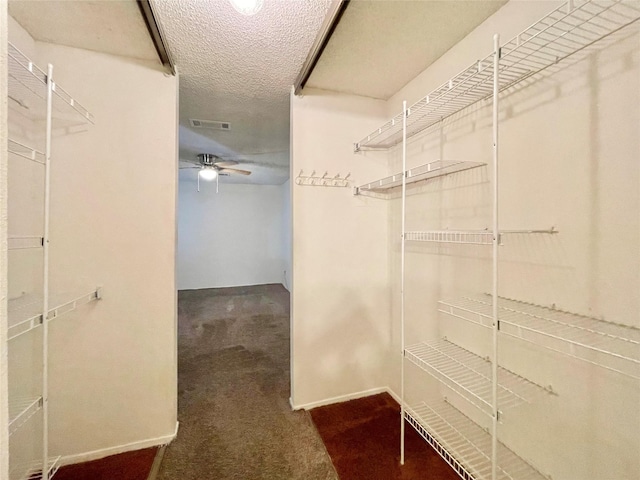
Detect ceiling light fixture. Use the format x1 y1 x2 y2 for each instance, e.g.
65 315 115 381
229 0 264 15
199 168 218 181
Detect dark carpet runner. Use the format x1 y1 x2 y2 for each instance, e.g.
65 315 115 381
52 447 157 480
310 392 460 480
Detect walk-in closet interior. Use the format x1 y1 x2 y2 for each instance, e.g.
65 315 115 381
2 1 639 479
291 1 639 479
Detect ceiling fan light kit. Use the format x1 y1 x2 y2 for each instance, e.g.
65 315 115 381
180 153 253 193
198 168 218 181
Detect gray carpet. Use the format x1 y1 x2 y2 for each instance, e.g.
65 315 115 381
157 284 338 480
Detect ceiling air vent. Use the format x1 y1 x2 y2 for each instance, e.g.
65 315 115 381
189 119 231 131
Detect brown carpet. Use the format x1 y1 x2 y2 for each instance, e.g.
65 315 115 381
310 392 460 480
156 284 337 480
52 447 157 480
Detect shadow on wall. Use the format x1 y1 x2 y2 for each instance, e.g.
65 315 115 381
296 285 391 405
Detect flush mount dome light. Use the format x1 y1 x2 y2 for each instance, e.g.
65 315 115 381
229 0 264 15
199 168 218 181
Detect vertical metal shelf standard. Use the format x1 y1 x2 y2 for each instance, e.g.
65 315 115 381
395 34 504 480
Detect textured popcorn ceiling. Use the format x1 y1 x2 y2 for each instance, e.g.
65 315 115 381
152 0 333 185
307 0 507 100
7 0 508 186
8 0 159 62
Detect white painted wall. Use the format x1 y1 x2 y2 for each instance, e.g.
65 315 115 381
177 181 287 290
290 88 393 408
7 17 178 464
1 0 9 477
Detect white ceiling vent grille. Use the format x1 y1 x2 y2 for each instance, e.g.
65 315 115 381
189 119 231 131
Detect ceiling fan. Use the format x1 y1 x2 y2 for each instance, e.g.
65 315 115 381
180 153 251 192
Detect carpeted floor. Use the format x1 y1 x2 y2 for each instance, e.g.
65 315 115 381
310 392 460 480
52 447 158 480
44 285 458 479
156 284 337 480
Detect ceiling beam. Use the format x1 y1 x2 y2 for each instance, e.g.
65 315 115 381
293 0 350 96
138 0 175 73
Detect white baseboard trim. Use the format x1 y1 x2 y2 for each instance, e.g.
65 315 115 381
59 421 179 467
292 386 393 411
147 445 167 480
386 387 401 405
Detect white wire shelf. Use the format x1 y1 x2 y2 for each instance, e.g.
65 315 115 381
8 139 45 164
10 456 61 480
405 231 493 245
405 339 553 416
8 42 94 125
404 228 557 245
8 236 44 250
439 295 640 379
406 399 547 480
354 0 640 151
8 288 102 341
354 160 485 195
9 396 42 437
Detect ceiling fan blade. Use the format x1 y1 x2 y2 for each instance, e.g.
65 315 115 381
218 167 251 176
213 160 239 167
179 166 200 169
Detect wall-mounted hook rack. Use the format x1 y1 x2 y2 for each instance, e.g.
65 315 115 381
296 170 351 187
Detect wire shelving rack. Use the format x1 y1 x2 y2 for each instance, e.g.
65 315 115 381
439 295 640 379
8 289 102 341
354 0 640 152
354 160 485 196
353 1 640 479
8 397 43 437
406 400 547 480
8 236 44 250
405 339 554 416
405 231 494 245
404 229 557 245
6 39 97 480
8 43 94 125
9 457 61 480
8 139 45 164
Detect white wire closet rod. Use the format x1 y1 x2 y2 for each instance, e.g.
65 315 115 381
404 228 557 245
354 0 640 151
9 456 61 480
8 288 102 341
8 139 45 164
8 42 94 125
405 339 553 416
8 236 44 250
406 400 547 480
354 160 485 195
8 396 42 437
439 295 640 379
